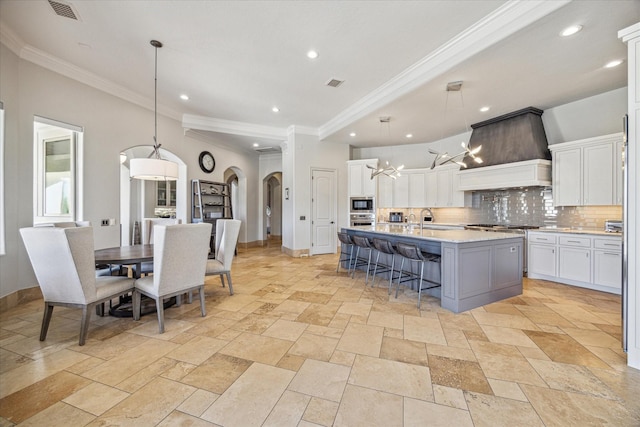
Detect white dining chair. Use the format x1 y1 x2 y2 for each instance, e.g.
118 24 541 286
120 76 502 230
132 218 182 277
205 219 241 295
20 226 135 346
132 223 212 333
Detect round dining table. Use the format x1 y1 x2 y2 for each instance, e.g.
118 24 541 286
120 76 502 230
94 244 174 317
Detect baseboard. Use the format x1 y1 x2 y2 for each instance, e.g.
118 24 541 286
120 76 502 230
281 246 309 257
0 286 42 312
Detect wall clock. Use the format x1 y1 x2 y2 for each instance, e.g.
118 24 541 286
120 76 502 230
199 151 215 173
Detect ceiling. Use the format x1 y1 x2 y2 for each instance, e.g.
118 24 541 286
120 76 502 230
1 0 638 154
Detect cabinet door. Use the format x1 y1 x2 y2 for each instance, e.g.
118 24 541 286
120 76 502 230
553 148 581 206
436 169 453 207
593 250 622 290
362 169 377 196
528 244 556 276
424 171 437 207
408 172 426 207
583 143 614 205
449 169 470 207
393 174 409 207
377 177 393 208
558 246 591 282
349 164 364 197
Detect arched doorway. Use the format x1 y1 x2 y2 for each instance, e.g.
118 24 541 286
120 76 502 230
262 172 282 243
119 146 187 246
223 166 247 246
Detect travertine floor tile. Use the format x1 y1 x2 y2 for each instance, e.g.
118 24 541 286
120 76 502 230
428 354 492 395
472 311 540 331
404 397 474 427
524 330 611 369
262 319 309 341
201 363 295 426
181 353 252 394
528 358 618 399
464 391 545 427
62 382 129 416
219 331 292 365
349 354 433 400
561 327 620 348
432 384 469 410
176 388 219 417
303 397 339 427
480 324 539 348
380 336 429 366
487 378 528 402
336 322 383 356
288 359 350 402
18 402 95 427
404 315 447 345
157 410 217 426
165 335 227 365
334 384 403 427
367 310 404 330
287 332 338 362
263 390 309 427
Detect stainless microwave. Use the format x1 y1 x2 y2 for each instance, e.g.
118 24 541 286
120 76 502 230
350 197 374 213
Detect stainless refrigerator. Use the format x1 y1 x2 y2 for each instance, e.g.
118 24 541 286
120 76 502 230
623 114 629 352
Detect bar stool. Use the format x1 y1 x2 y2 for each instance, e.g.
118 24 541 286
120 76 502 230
395 242 441 309
337 232 355 273
351 235 375 284
371 237 399 291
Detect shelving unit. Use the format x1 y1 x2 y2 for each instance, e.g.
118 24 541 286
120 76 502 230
192 180 233 254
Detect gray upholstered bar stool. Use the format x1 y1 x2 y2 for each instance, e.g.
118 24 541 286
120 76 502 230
337 232 355 273
351 235 375 284
395 242 441 308
371 237 399 291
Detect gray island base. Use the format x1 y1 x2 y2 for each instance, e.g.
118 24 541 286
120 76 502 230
343 225 523 313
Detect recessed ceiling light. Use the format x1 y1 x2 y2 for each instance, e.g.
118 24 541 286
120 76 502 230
405 134 413 138
605 59 623 68
180 94 189 101
253 143 259 147
307 50 319 59
349 132 356 137
480 106 490 112
272 106 280 113
560 25 583 37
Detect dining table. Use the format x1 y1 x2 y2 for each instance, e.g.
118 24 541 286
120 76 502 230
94 244 174 317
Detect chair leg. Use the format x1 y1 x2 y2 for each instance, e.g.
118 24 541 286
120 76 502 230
220 273 226 288
79 305 92 346
226 272 234 295
176 294 182 307
40 302 54 341
187 291 193 304
132 291 141 321
155 297 165 333
198 285 207 316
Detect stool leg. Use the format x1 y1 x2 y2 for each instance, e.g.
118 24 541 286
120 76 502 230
387 255 395 293
364 248 373 285
418 261 425 309
371 250 381 287
351 247 360 279
348 245 355 274
395 258 405 298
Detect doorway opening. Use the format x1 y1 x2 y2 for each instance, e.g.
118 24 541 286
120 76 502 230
262 173 282 245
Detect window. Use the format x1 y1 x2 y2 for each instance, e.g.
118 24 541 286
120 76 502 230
33 117 83 224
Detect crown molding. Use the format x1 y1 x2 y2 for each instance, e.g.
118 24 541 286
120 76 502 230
0 23 24 56
182 114 288 140
318 0 571 140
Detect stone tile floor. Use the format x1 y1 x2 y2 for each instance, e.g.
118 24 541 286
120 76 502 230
1 244 639 426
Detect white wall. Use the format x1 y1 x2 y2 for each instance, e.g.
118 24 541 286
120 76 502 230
0 42 260 299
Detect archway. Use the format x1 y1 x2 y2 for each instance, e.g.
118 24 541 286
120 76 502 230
223 166 247 246
119 146 187 246
262 172 282 243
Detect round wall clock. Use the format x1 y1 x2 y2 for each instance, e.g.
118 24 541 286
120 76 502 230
199 151 215 173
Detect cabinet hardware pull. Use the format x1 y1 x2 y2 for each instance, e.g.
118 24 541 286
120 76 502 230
603 252 619 256
567 240 581 243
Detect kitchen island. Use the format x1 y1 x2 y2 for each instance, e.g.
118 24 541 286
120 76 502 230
343 225 523 313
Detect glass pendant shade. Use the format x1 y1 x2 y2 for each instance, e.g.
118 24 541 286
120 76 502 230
130 158 178 181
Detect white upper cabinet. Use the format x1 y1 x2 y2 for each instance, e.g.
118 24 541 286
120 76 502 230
408 171 426 207
377 176 393 208
392 173 409 207
347 159 377 197
425 165 470 208
550 133 622 206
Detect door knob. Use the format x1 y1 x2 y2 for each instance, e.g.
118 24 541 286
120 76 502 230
330 221 335 224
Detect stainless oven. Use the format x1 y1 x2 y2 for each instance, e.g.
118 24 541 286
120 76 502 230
350 197 374 213
350 213 375 227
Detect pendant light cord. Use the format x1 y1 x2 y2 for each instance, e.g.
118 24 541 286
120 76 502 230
150 40 163 159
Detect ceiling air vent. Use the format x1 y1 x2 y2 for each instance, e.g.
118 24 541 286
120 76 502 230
325 78 344 88
254 147 281 154
48 0 80 20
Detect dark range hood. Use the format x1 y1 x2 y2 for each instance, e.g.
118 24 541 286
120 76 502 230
464 107 551 169
457 107 552 190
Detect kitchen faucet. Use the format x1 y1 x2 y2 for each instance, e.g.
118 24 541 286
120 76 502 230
419 208 435 229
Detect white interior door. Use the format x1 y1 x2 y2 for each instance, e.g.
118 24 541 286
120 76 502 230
311 168 337 255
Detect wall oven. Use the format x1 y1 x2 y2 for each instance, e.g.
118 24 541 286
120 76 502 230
350 197 374 213
350 213 375 227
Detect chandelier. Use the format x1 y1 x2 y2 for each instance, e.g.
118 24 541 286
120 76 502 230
129 40 179 181
367 161 405 179
427 81 482 169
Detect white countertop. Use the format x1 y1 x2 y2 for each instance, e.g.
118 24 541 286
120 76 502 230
346 225 524 243
534 227 622 237
377 222 465 230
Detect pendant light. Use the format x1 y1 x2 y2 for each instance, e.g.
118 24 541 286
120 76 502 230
129 40 179 181
368 116 404 179
427 81 482 169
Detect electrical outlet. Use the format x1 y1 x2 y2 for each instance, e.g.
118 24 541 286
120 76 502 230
300 216 305 220
101 219 109 226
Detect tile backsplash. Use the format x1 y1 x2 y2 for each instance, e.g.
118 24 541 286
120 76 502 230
377 187 622 229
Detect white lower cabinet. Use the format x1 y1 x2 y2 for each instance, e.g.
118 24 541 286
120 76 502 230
528 232 621 294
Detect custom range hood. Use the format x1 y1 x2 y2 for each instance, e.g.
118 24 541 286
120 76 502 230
457 107 552 191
